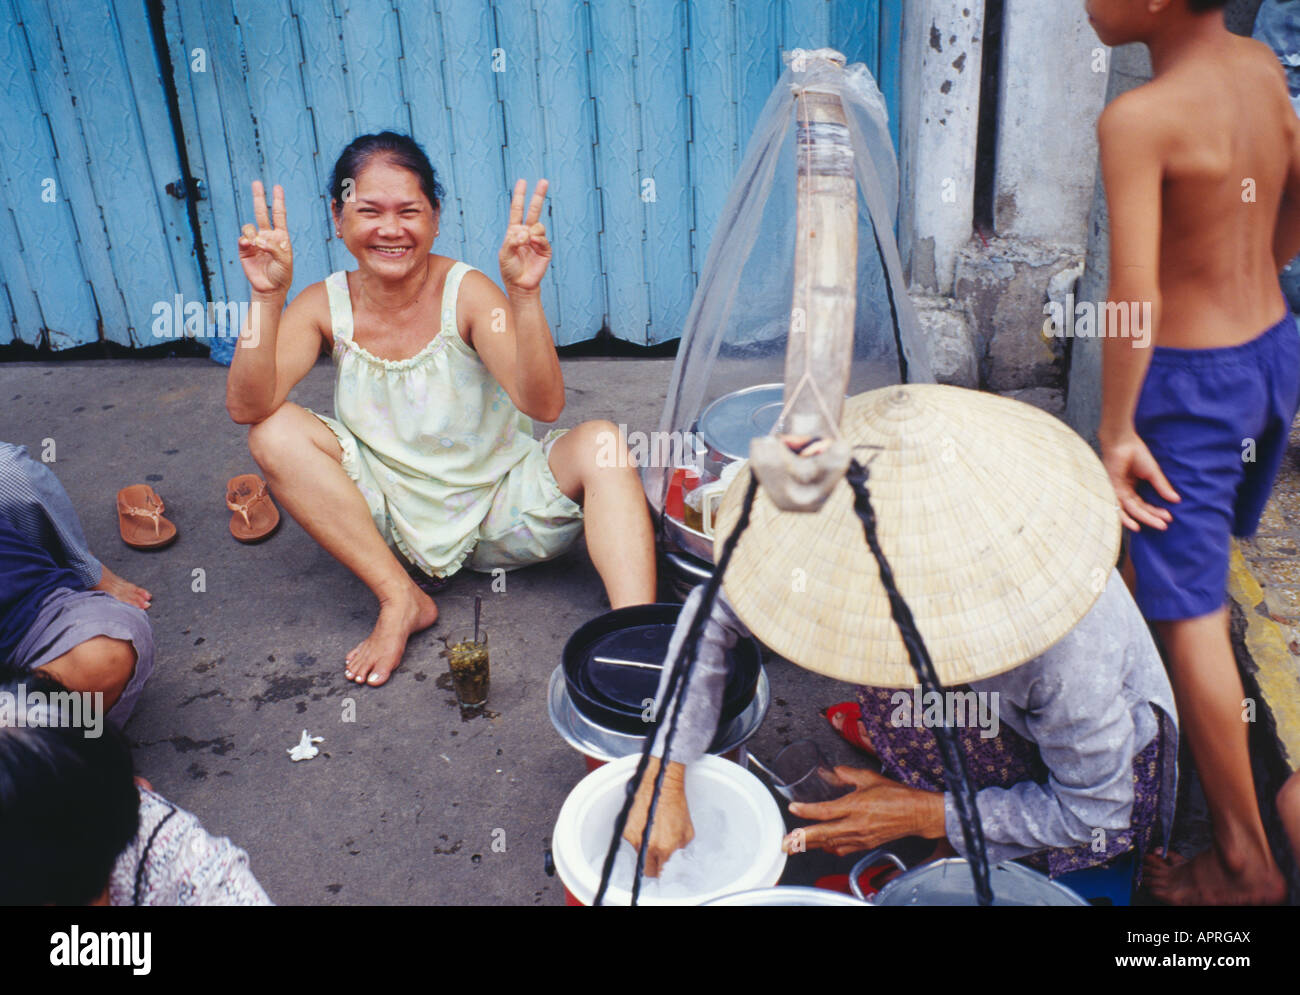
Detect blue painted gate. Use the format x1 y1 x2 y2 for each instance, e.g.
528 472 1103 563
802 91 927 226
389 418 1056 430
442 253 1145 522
0 0 902 353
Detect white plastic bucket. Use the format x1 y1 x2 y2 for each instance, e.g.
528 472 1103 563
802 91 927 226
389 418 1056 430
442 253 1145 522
553 753 787 906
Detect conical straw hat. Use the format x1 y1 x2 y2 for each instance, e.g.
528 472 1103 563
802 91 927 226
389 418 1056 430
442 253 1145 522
713 384 1121 687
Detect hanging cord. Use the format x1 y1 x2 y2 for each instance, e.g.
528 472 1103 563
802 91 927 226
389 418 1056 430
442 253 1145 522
132 803 178 906
869 218 908 383
594 471 762 906
846 456 993 906
597 447 993 906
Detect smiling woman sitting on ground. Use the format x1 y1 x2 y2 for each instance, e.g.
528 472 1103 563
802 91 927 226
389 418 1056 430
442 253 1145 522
225 132 655 687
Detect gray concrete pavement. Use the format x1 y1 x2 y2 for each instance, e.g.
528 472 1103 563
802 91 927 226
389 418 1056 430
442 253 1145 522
2 357 858 905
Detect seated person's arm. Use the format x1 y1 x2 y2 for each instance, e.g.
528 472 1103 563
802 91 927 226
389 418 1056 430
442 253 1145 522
942 580 1145 865
225 181 324 425
226 284 325 424
463 180 565 423
622 585 749 876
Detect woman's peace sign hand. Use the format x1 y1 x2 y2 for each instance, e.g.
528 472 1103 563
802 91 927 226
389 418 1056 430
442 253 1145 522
498 178 551 293
239 181 294 297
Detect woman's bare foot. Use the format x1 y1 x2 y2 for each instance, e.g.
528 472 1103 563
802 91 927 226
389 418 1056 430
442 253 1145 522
92 565 152 610
344 584 438 687
1143 848 1286 906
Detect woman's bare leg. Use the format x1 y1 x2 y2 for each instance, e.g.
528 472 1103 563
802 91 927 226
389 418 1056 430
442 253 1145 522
247 403 437 686
547 420 655 608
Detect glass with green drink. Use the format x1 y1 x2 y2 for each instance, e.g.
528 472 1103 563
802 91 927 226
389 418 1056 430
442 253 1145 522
444 629 489 710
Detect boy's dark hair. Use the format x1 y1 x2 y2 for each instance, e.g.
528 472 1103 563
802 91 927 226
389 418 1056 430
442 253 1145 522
329 131 446 213
0 666 139 905
1187 0 1229 10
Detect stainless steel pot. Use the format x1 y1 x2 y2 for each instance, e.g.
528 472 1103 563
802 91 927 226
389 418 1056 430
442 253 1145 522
848 850 1089 906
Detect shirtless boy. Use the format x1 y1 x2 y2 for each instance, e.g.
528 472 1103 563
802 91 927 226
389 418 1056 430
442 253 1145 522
1089 0 1300 904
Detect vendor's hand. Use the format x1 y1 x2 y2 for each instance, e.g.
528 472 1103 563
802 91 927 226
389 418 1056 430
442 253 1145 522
238 180 293 297
782 767 945 857
498 179 551 293
622 756 694 877
1099 428 1179 533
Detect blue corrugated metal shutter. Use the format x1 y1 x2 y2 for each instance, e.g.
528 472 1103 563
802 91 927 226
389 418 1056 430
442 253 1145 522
1 0 903 352
0 0 206 350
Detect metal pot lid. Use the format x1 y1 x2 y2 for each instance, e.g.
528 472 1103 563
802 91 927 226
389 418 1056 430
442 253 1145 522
583 625 673 711
697 384 785 462
871 858 1089 907
563 603 762 735
547 664 770 763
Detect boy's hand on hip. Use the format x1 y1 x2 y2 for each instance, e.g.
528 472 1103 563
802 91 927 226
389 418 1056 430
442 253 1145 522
1100 430 1180 532
499 178 551 293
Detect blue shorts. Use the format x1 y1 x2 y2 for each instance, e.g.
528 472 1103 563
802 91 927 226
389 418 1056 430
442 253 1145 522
1129 310 1300 621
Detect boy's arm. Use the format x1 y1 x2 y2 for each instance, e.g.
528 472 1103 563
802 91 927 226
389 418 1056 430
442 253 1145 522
1096 94 1180 531
1274 94 1300 269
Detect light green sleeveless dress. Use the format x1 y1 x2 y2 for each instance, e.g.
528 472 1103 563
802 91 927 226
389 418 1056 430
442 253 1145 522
310 259 583 579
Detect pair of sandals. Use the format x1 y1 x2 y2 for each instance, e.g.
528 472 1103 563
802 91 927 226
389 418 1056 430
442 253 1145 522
116 475 280 549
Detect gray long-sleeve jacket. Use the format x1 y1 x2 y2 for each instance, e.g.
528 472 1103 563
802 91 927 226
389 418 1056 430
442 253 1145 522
653 570 1178 864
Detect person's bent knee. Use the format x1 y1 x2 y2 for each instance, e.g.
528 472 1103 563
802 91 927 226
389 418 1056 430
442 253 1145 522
247 405 300 469
577 420 628 471
38 636 137 710
100 639 137 707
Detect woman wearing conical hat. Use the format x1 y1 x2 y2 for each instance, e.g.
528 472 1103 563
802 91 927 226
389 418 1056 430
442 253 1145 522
624 385 1178 890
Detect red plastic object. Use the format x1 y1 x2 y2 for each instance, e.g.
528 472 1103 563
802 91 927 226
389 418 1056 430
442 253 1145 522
666 468 686 520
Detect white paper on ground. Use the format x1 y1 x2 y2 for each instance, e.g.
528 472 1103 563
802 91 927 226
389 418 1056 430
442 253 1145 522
288 729 324 762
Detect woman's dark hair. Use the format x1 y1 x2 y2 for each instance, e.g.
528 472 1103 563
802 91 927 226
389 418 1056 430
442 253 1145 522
0 666 139 904
1187 0 1228 10
329 131 446 213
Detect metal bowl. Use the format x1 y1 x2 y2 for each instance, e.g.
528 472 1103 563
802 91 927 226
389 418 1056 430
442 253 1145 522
547 664 770 764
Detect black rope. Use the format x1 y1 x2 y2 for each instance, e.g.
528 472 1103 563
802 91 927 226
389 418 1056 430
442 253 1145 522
598 449 994 906
846 457 994 906
594 472 762 905
132 803 178 906
870 217 908 383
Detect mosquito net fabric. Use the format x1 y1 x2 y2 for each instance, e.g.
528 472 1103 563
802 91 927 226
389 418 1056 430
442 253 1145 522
646 50 934 519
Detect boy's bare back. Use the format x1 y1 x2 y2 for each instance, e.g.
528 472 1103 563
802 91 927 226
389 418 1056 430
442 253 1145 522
1100 33 1300 349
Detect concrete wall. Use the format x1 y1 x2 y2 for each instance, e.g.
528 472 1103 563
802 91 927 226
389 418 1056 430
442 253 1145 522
899 0 1112 397
899 0 985 295
993 1 1110 247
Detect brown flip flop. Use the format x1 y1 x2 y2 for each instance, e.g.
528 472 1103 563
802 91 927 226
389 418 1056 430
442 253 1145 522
116 484 178 550
226 474 280 543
